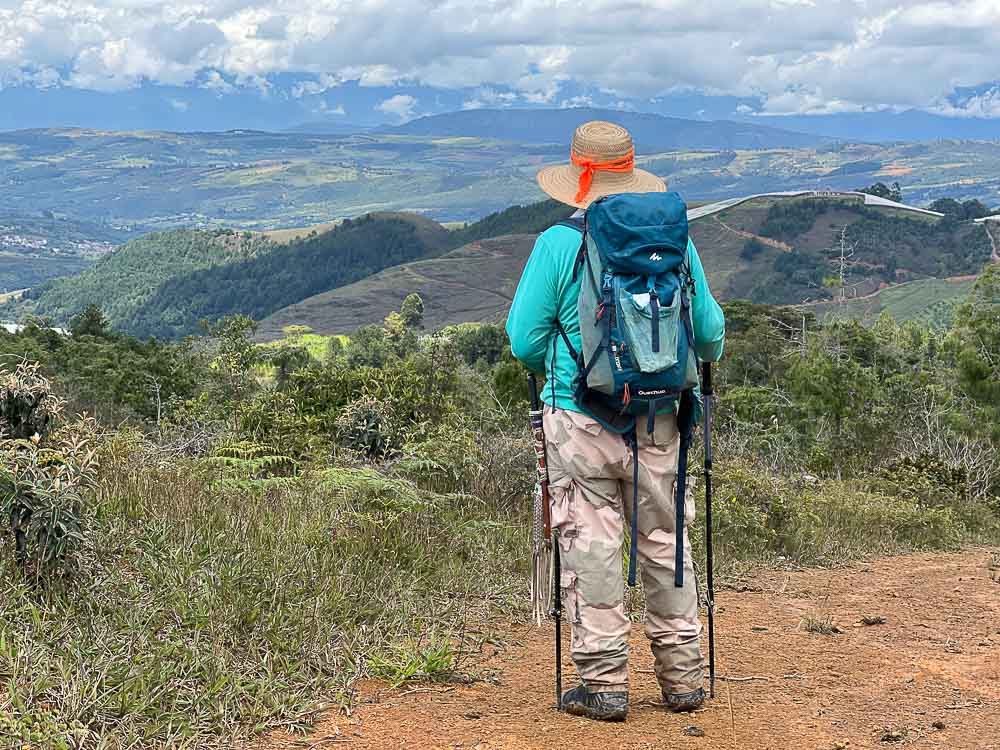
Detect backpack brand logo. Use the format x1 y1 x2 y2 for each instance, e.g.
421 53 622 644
650 253 662 262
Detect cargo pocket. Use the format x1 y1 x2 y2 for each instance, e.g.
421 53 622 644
548 478 576 534
619 287 680 372
671 476 698 526
560 569 582 625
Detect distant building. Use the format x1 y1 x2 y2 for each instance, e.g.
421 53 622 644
1 322 70 336
687 190 944 222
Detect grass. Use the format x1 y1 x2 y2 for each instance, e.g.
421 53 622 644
0 440 526 748
800 614 840 635
809 277 977 327
255 234 536 339
261 221 344 244
260 330 349 359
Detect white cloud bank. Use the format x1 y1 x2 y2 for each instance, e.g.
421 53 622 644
376 94 417 121
1 0 1000 116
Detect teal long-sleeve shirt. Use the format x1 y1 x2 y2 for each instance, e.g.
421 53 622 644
506 223 726 411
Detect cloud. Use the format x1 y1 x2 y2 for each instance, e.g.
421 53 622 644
291 73 342 98
461 86 518 110
0 1 999 115
253 15 288 41
376 94 417 121
313 100 346 116
200 70 236 95
933 84 1000 119
167 97 189 111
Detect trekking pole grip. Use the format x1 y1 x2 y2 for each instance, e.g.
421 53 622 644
701 361 713 397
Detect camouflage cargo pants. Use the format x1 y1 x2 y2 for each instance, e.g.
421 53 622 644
544 406 702 696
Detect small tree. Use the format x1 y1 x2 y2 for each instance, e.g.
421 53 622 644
400 293 425 329
859 182 902 202
269 344 312 390
203 315 262 427
69 304 110 338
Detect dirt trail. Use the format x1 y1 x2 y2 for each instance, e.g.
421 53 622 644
714 217 793 253
260 551 1000 750
986 222 1000 263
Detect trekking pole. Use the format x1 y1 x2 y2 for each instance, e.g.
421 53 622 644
527 373 563 710
701 361 717 699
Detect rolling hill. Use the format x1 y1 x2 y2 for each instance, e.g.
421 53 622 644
256 194 996 338
9 193 995 340
8 200 575 339
257 234 538 339
14 229 274 333
806 277 977 329
384 108 830 150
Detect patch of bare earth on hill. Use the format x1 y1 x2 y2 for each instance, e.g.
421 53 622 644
256 551 1000 750
986 222 1000 263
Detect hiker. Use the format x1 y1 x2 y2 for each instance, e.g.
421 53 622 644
507 120 726 721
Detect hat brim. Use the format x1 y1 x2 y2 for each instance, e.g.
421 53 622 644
537 164 667 209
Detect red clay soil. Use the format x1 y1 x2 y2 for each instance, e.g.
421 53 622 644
259 550 1000 750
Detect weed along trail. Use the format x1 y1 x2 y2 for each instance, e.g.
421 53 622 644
258 550 1000 750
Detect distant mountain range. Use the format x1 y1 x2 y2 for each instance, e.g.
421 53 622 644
2 78 998 143
287 108 1000 145
382 108 831 150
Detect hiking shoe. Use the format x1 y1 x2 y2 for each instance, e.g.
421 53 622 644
560 684 628 722
663 687 705 713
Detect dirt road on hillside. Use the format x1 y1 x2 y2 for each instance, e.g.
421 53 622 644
260 551 1000 750
714 217 793 253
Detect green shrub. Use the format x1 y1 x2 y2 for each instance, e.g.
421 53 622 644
1 362 99 576
335 397 404 458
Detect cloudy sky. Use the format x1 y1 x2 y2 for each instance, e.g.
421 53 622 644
1 0 999 130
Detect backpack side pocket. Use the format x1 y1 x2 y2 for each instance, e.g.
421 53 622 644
618 282 680 373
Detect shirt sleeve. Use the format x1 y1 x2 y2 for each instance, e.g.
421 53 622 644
687 238 726 362
506 233 560 373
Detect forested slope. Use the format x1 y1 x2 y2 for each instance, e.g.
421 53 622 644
17 230 273 332
11 200 576 339
129 213 453 338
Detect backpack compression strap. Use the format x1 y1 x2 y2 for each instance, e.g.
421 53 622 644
674 388 696 588
627 428 640 587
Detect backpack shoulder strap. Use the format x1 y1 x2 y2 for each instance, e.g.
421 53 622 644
555 217 585 233
552 216 588 281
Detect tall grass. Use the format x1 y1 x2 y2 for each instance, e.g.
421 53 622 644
0 438 526 749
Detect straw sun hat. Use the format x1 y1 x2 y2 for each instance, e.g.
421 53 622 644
536 120 666 209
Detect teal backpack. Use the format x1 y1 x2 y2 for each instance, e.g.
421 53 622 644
552 191 700 588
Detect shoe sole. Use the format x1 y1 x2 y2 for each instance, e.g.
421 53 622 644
562 701 628 722
666 703 703 713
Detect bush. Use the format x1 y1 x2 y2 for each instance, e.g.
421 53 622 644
1 361 99 577
335 396 404 458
